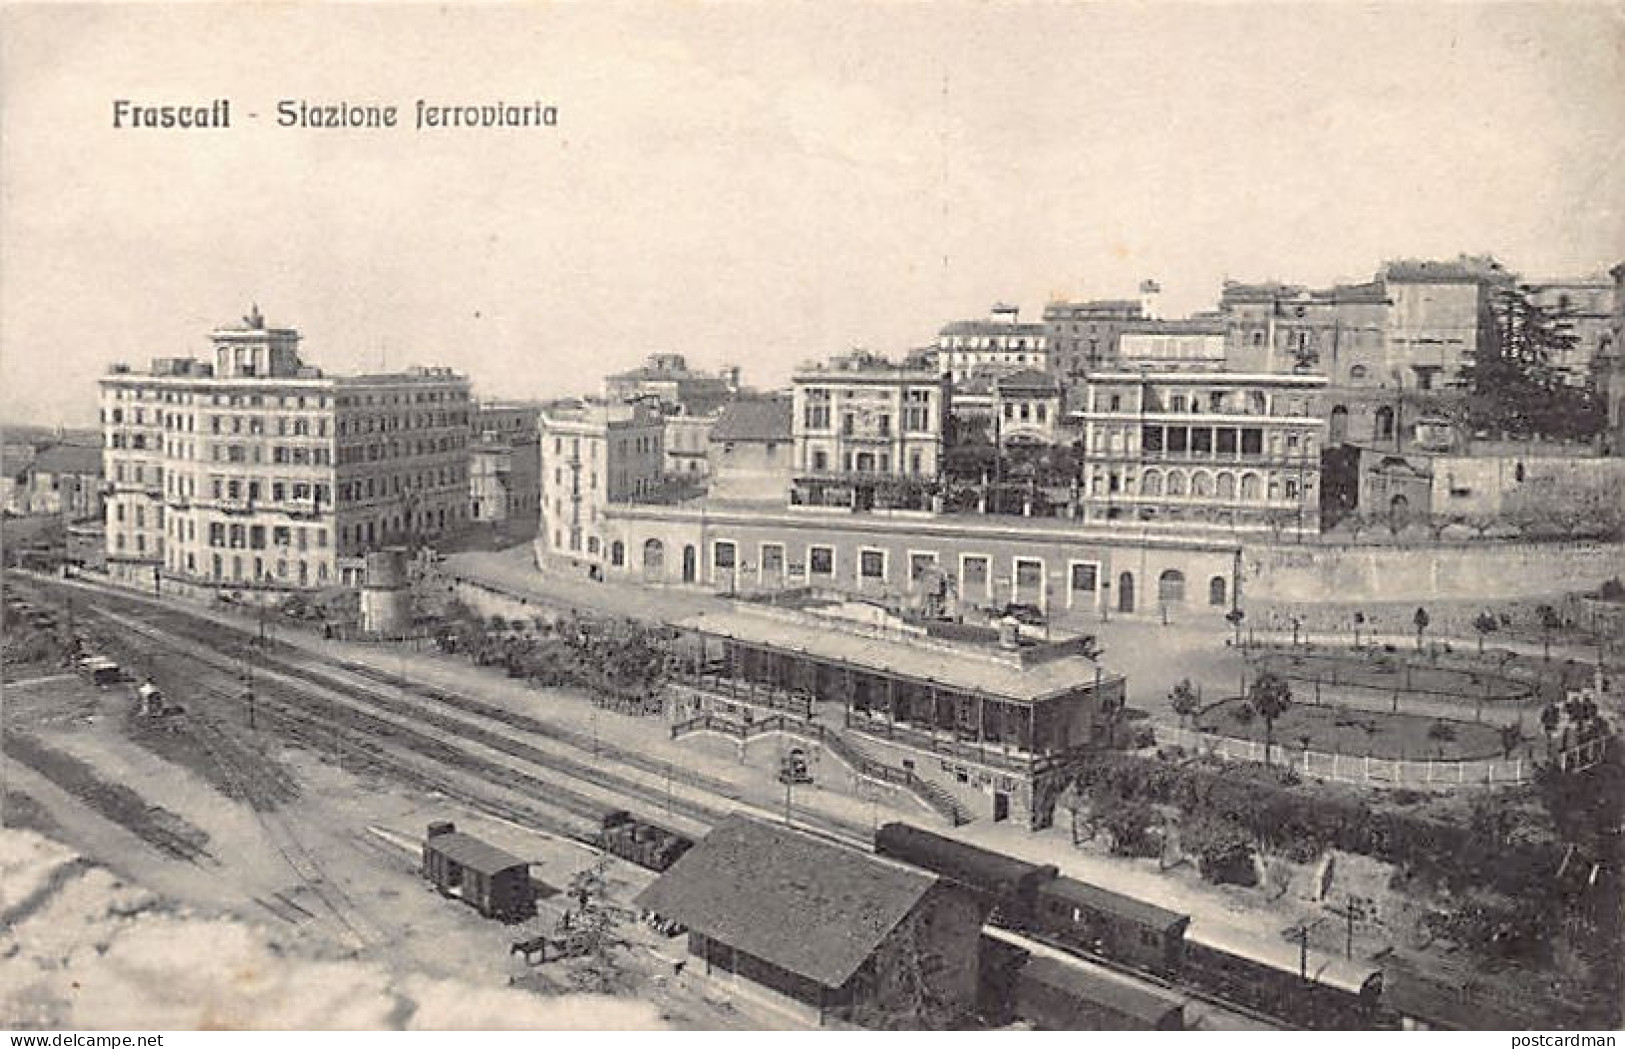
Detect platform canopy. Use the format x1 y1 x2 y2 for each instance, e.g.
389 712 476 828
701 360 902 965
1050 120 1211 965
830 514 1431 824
675 608 1106 705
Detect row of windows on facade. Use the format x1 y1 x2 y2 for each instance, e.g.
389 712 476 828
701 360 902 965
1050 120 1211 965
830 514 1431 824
1088 468 1311 502
1092 424 1317 458
548 434 660 458
606 538 1232 607
342 506 461 549
803 448 928 475
105 389 334 408
1002 401 1051 423
152 474 325 504
199 521 330 551
173 549 330 586
1094 390 1315 416
938 336 1047 350
336 436 466 464
799 409 936 434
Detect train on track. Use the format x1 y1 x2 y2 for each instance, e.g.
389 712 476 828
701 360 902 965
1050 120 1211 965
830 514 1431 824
875 821 1388 1030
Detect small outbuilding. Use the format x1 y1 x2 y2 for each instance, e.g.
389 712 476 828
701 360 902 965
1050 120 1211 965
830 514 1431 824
421 821 535 921
635 815 988 1028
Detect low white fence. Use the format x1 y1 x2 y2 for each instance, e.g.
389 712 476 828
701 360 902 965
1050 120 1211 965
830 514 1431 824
1158 725 1528 788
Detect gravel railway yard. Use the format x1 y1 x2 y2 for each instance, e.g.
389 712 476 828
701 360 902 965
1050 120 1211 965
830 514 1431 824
3 570 1313 1030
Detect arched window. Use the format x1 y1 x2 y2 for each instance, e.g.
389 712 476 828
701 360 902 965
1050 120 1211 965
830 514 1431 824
610 540 625 567
1166 470 1187 497
1141 470 1163 496
1191 471 1213 498
1158 570 1186 605
1375 405 1395 441
1216 472 1236 500
1239 472 1261 500
642 538 665 573
1209 576 1227 606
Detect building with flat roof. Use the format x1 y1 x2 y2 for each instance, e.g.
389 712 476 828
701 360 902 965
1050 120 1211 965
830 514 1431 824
469 402 542 525
937 305 1050 385
537 397 665 572
1076 371 1327 537
99 307 471 597
790 350 950 513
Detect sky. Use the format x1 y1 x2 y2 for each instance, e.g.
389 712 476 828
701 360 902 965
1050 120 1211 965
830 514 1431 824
2 2 1622 427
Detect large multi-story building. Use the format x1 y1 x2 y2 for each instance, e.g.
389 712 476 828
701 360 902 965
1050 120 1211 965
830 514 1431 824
99 308 471 596
536 397 665 572
936 305 1049 385
468 402 542 525
1075 371 1327 536
790 350 950 512
1602 262 1625 455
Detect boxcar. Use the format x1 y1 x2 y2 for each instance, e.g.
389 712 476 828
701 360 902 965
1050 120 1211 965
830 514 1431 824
1032 875 1191 973
421 821 536 921
1015 954 1185 1031
874 822 1057 928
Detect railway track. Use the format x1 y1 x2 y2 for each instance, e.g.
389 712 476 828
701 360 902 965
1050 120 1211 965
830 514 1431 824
42 577 872 843
19 573 1306 1027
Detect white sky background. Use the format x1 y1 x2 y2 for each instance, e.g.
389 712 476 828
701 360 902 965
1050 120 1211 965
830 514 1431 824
1 2 1621 427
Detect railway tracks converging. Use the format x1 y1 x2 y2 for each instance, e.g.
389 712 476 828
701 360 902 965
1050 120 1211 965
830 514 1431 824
17 573 1304 1027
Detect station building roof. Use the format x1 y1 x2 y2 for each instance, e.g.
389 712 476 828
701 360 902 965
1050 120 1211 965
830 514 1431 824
675 607 1113 704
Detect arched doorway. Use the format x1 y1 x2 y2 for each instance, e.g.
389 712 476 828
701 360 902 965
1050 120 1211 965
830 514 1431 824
1117 571 1135 614
681 544 697 584
1329 405 1349 444
641 538 664 579
1158 569 1186 605
1209 575 1227 607
1389 493 1409 522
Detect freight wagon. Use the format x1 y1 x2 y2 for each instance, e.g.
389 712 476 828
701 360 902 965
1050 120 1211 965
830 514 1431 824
421 821 536 921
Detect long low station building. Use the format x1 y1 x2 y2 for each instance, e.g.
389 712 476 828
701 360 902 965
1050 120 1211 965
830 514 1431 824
666 601 1127 829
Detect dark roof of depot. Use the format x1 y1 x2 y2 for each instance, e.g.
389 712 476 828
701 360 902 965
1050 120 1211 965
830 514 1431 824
1019 955 1184 1024
634 816 936 988
1038 875 1190 933
424 831 529 876
876 822 1055 897
710 396 791 442
30 443 103 477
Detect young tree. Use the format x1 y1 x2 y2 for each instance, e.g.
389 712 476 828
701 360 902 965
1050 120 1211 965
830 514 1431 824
1169 678 1200 729
564 856 630 995
1247 671 1293 766
1473 611 1499 656
1413 606 1431 651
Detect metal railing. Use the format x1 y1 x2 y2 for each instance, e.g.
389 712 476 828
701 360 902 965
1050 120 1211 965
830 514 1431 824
1158 725 1530 788
669 712 969 825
